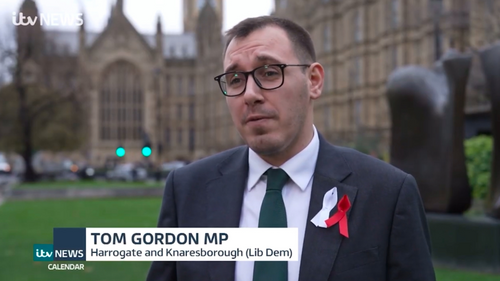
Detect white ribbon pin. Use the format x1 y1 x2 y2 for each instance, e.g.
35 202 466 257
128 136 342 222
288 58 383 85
310 187 338 228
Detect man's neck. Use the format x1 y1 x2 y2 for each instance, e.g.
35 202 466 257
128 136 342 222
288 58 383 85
257 125 315 167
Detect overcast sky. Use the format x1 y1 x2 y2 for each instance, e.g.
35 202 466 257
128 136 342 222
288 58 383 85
0 0 275 34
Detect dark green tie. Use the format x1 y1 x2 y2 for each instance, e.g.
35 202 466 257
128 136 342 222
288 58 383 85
253 168 289 281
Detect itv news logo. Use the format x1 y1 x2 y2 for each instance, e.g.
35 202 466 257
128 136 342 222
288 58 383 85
33 244 84 261
12 12 83 27
33 244 53 261
33 228 87 261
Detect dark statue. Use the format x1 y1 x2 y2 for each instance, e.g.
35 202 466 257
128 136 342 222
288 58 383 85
478 44 500 219
387 50 472 214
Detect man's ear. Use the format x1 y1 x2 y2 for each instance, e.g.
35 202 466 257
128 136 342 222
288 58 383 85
308 62 324 100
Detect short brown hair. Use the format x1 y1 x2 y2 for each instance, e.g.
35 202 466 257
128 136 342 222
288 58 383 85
223 16 316 64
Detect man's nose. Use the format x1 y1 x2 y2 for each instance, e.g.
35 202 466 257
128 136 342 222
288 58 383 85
242 74 264 104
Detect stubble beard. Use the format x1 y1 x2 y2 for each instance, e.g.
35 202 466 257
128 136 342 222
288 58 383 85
247 86 309 158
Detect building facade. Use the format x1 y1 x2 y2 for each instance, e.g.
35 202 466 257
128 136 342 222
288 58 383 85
17 0 225 166
271 0 497 157
16 0 497 167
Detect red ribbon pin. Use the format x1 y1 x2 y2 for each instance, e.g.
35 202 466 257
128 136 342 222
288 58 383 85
324 195 351 238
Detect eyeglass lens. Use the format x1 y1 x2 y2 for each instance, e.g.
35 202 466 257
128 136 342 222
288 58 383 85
219 65 283 96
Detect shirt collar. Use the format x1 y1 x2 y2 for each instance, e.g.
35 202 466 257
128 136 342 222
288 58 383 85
247 125 320 191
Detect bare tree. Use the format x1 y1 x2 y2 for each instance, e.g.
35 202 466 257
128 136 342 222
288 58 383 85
0 21 87 182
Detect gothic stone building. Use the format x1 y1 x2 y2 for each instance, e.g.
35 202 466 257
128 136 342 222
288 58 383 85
271 0 496 158
18 0 496 167
18 0 227 166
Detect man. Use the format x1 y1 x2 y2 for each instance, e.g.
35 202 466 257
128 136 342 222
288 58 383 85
147 16 436 281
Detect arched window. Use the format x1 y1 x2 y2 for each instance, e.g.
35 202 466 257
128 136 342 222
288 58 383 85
99 60 143 141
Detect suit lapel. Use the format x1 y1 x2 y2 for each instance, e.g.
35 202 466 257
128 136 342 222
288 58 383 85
203 136 357 281
298 135 358 281
206 147 249 281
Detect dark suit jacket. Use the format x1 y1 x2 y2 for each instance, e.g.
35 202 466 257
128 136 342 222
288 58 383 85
147 134 436 281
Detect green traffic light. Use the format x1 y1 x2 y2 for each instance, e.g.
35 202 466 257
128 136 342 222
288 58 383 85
116 147 126 157
142 146 152 157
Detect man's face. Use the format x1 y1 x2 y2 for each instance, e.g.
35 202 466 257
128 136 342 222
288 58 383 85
223 26 317 158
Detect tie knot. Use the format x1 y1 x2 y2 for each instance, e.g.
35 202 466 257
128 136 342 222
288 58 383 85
265 168 289 191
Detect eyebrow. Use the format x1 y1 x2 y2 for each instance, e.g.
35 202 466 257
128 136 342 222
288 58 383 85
224 55 282 73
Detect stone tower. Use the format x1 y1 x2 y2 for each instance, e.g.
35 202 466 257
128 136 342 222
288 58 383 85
16 0 44 62
183 0 223 33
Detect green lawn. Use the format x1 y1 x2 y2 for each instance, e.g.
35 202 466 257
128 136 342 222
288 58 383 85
15 179 163 189
436 267 500 281
0 198 161 281
0 198 498 281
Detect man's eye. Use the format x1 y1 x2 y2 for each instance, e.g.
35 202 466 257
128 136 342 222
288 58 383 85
263 71 279 77
229 78 242 85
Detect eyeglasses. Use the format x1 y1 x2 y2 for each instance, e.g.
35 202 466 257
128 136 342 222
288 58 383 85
213 64 310 97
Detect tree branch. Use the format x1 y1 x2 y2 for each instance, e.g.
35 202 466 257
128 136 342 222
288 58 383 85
29 89 76 120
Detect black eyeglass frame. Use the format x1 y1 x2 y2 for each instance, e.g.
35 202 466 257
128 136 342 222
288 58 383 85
213 63 310 97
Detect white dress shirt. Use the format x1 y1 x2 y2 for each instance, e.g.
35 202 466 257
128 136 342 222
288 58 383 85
235 126 320 281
